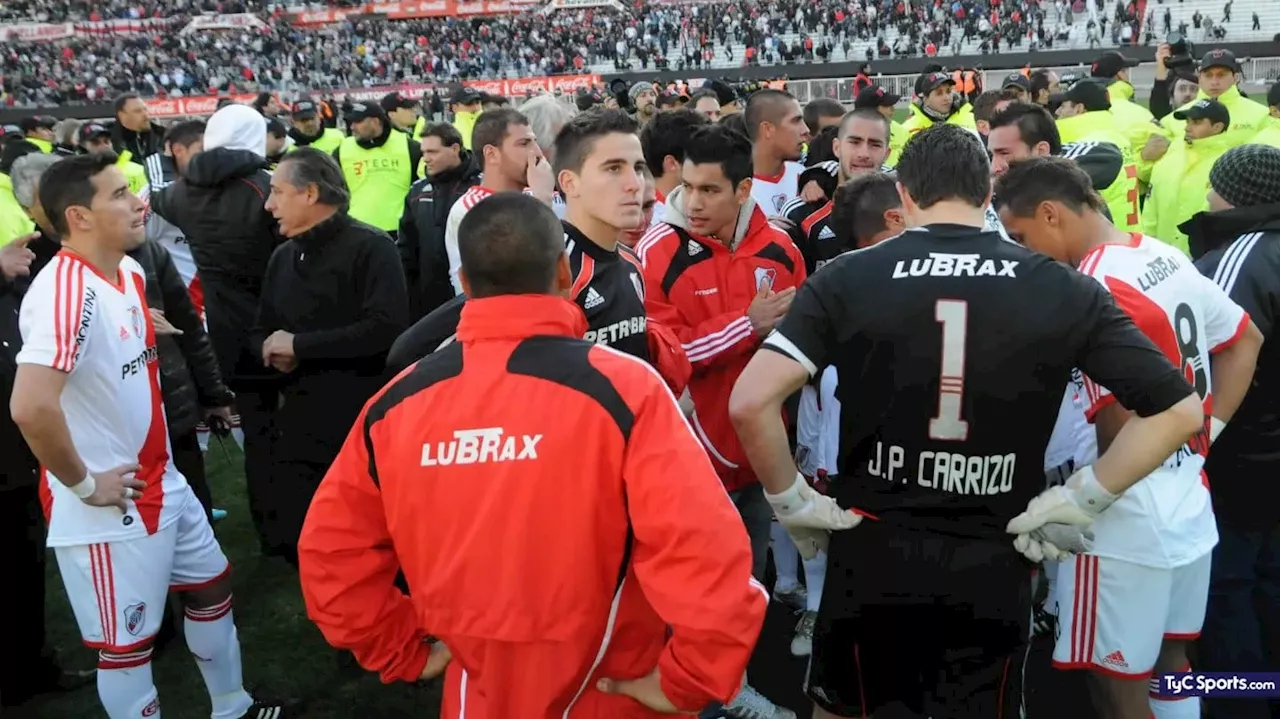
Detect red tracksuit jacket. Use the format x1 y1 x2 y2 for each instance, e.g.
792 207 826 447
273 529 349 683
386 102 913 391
296 294 767 717
636 190 807 491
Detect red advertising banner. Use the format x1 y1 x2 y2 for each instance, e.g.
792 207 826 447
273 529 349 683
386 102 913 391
141 74 601 117
289 0 540 25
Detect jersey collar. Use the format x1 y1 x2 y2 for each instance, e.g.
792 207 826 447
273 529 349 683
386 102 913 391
456 294 587 342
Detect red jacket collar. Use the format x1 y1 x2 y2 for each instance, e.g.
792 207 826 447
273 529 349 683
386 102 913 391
456 294 587 342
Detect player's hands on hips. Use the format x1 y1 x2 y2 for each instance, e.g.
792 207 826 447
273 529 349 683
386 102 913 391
766 474 862 559
597 667 687 714
85 464 145 512
418 641 451 681
1006 466 1118 535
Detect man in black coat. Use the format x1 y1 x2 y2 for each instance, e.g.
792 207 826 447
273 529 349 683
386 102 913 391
253 148 408 565
0 152 94 708
398 122 481 319
151 106 284 554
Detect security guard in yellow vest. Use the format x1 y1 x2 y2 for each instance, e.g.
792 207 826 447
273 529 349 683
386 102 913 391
901 71 978 139
381 91 422 137
1053 80 1143 232
80 123 149 195
288 101 344 155
333 102 423 236
18 116 56 153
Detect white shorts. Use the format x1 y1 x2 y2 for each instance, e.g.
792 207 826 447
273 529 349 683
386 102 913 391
1052 552 1212 679
795 383 822 477
56 488 230 652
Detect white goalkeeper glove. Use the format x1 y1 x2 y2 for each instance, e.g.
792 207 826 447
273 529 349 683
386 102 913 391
765 473 863 560
1012 523 1095 562
1006 465 1118 535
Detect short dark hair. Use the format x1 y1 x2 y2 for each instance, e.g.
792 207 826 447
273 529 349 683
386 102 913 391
805 125 839 167
39 152 119 236
640 108 709 179
689 89 719 106
988 102 1062 155
718 111 747 137
896 124 989 209
743 89 796 141
166 120 205 150
832 173 901 247
838 107 891 142
277 148 351 212
971 90 1007 124
552 108 640 176
458 192 564 297
113 93 141 116
684 125 752 188
422 122 464 149
471 108 529 161
1029 69 1056 97
803 98 845 135
993 156 1107 220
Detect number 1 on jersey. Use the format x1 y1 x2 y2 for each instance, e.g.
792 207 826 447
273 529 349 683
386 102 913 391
930 299 970 441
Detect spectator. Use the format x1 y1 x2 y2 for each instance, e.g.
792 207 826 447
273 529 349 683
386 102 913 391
110 92 165 165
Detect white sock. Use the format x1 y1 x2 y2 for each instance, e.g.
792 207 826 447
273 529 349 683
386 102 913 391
770 522 800 589
803 551 826 612
1150 695 1199 718
1043 559 1059 614
97 648 162 719
184 596 254 719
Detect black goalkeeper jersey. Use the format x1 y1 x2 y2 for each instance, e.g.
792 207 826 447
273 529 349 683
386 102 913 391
763 223 1196 541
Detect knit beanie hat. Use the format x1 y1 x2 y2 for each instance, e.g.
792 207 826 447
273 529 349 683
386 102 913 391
1210 144 1280 208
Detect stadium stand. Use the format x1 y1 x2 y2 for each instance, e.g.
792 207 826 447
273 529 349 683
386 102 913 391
5 0 1272 108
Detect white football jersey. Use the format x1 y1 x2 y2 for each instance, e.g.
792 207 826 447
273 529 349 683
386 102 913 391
444 185 496 296
1068 233 1248 569
17 252 188 547
750 161 804 217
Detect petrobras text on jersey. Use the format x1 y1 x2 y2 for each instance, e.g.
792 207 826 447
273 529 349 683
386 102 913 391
584 316 647 346
1154 673 1280 698
420 427 542 467
891 252 1019 280
866 441 1017 495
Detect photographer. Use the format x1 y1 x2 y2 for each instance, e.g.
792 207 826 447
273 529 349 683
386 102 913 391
1150 37 1201 120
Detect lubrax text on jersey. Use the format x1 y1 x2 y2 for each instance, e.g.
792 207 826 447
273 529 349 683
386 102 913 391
866 441 1017 495
1137 254 1182 293
120 345 158 379
584 316 646 346
891 253 1019 279
420 427 543 467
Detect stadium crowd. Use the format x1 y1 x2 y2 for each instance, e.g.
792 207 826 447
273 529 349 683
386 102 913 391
2 0 1147 108
2 33 1280 719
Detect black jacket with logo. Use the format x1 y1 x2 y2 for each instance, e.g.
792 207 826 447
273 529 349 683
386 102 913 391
151 148 281 388
398 151 481 319
1184 205 1280 527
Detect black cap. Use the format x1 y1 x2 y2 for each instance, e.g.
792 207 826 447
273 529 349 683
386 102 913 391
704 79 739 107
1173 98 1231 126
1002 72 1031 91
1199 48 1242 74
19 115 56 133
1268 82 1280 109
919 71 955 95
1090 51 1140 78
380 92 417 112
1049 79 1112 111
855 85 901 108
344 102 386 123
452 87 483 106
291 100 318 119
78 123 111 145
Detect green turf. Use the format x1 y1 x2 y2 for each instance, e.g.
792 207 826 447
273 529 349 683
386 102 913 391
31 442 442 718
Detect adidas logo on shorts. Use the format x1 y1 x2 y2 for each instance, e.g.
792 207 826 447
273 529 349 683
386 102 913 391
584 287 605 309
